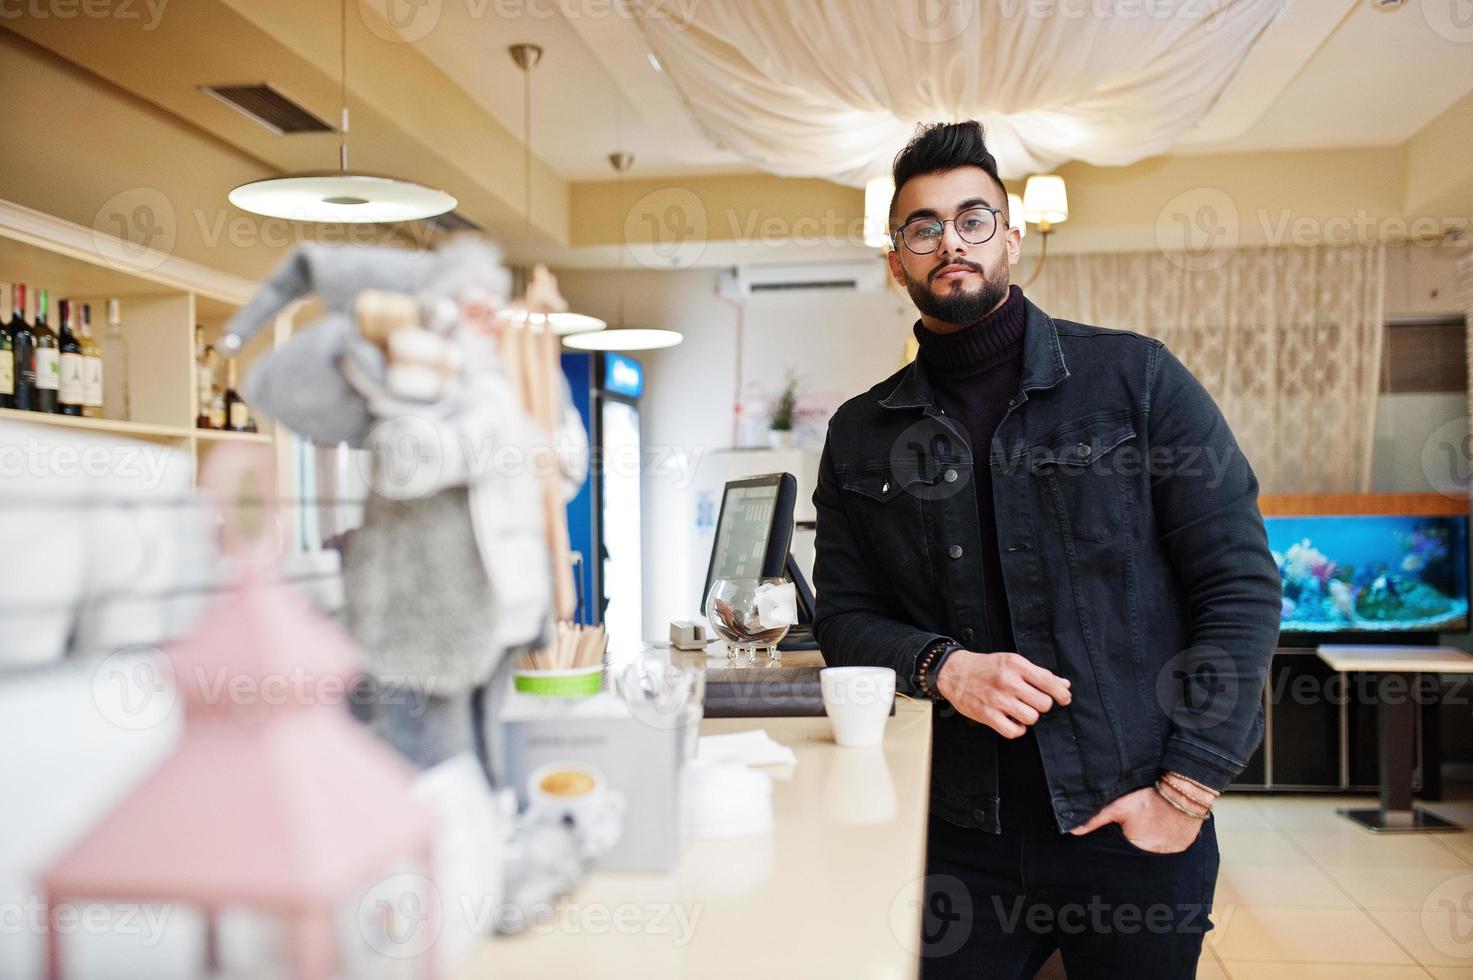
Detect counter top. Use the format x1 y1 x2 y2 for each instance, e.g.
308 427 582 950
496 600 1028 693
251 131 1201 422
452 697 933 979
1316 644 1473 673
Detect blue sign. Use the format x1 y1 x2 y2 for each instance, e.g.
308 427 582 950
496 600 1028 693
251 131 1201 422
602 352 644 398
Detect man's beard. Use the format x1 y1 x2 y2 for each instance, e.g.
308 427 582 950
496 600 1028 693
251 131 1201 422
904 259 1008 328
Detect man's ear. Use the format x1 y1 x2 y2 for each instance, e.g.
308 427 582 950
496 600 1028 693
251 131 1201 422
1005 225 1023 267
886 247 906 288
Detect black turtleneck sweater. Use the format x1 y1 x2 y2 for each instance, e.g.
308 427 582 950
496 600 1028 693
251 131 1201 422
913 284 1054 832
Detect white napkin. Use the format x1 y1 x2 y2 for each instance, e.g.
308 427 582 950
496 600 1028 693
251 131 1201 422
697 729 798 767
754 581 798 629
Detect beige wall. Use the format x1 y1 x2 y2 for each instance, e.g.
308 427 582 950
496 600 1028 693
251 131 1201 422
0 29 290 281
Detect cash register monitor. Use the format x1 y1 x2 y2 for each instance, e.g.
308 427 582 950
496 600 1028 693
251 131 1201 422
701 473 817 647
702 473 797 603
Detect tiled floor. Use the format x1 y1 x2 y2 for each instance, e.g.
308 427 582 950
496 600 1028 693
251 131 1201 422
1199 790 1473 979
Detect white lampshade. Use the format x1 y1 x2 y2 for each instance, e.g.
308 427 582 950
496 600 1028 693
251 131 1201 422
1007 192 1026 239
863 175 895 249
564 327 682 351
497 309 607 336
1021 175 1068 228
228 173 456 224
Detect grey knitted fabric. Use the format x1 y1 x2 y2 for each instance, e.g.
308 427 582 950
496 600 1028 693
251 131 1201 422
343 486 501 696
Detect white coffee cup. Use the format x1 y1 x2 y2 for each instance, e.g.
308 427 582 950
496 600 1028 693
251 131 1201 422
819 667 897 748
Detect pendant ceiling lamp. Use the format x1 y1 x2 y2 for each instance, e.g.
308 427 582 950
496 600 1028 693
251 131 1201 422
228 0 456 224
563 151 681 352
506 43 605 337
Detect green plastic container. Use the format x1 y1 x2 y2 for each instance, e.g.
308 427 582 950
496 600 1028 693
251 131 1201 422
513 666 604 699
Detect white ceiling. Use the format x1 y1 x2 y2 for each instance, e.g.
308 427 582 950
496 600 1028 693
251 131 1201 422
397 0 1473 181
1179 0 1473 153
397 0 749 180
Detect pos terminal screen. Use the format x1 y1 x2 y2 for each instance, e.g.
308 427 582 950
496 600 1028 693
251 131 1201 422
702 474 796 604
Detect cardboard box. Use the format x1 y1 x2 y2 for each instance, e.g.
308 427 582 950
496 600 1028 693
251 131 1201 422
500 691 681 872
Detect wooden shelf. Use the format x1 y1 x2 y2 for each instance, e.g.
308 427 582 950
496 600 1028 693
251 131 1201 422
0 197 292 493
0 407 191 440
195 428 272 444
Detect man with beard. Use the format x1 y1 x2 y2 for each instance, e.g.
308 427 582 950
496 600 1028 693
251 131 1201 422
811 121 1280 978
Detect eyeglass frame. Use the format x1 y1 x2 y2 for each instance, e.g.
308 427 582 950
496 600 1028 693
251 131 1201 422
890 205 1007 255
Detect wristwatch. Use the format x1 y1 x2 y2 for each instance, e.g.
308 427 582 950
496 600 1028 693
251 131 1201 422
917 638 963 701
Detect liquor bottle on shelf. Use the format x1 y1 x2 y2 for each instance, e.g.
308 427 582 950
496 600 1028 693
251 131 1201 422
31 288 59 414
0 285 14 410
224 358 248 432
209 379 226 430
10 283 36 412
195 324 215 429
57 298 85 417
99 298 129 421
79 303 103 419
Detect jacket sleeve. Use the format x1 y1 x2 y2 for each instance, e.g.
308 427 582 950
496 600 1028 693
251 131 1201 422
1147 344 1282 792
811 426 951 695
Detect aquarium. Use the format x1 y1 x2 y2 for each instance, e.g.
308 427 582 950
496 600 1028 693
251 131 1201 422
1267 514 1470 634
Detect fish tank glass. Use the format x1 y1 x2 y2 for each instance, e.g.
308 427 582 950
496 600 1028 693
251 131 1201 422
1268 514 1470 634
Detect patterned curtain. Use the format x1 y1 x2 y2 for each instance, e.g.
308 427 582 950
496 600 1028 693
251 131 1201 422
1025 244 1386 494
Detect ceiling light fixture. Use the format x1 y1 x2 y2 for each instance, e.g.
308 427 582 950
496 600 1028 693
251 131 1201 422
863 175 894 249
507 42 605 337
1018 174 1068 288
565 150 682 352
227 0 455 223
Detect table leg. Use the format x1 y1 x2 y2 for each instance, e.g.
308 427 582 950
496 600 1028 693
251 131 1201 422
1339 671 1459 833
1420 672 1443 802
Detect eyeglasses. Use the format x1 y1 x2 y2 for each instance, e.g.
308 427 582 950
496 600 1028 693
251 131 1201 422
893 206 1003 254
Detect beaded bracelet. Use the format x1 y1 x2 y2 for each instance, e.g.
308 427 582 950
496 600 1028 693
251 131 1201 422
916 639 957 700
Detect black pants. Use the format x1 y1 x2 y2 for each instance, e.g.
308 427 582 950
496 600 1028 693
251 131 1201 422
919 813 1219 980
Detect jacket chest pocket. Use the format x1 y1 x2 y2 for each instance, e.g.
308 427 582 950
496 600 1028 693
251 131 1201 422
841 470 934 572
1026 419 1138 546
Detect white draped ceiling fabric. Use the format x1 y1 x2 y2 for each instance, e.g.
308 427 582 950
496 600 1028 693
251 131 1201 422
636 0 1289 185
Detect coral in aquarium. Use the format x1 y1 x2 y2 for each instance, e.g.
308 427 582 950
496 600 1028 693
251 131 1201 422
1396 527 1449 575
1271 517 1467 632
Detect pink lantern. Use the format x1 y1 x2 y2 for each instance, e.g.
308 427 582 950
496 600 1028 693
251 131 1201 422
41 448 439 980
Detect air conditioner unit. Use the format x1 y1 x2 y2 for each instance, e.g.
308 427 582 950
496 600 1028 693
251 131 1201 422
718 260 888 298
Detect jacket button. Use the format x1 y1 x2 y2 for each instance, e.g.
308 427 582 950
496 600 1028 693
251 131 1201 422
948 544 963 559
943 468 958 483
960 627 974 643
973 808 989 821
1075 442 1090 458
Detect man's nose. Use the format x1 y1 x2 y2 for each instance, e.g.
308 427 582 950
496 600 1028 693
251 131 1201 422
938 221 968 257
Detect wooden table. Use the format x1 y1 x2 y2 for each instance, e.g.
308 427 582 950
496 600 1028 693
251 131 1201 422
1316 644 1473 833
452 698 934 979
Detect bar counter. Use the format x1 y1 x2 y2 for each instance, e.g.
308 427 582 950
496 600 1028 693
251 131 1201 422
453 697 934 979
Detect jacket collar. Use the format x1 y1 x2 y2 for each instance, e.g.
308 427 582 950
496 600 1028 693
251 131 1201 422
879 293 1070 411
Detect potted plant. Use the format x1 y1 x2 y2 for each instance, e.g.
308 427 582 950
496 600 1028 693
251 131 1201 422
767 372 799 449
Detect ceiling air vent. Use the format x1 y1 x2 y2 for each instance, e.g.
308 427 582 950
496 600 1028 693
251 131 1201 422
200 84 334 135
429 211 481 233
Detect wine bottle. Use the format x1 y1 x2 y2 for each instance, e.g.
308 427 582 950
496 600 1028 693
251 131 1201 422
57 298 84 416
31 288 59 414
10 283 36 412
99 298 130 420
0 285 14 410
79 303 103 418
224 357 248 432
195 325 215 429
209 372 226 429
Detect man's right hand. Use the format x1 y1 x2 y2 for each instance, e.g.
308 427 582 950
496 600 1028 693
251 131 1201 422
934 650 1072 738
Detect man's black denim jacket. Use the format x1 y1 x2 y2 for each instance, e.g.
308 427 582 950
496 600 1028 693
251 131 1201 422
812 295 1281 833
